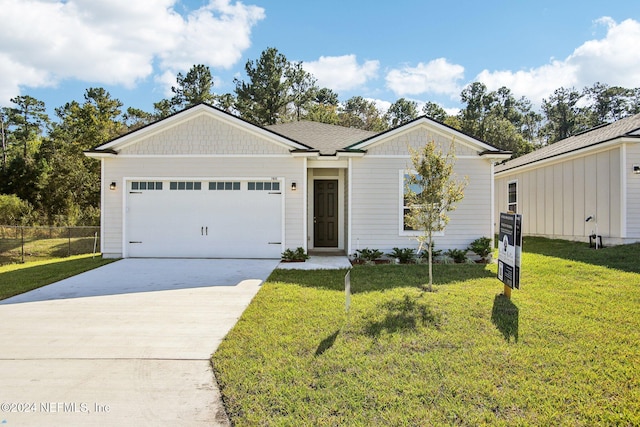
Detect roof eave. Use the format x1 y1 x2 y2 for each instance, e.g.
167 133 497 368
479 150 512 160
495 136 639 175
84 149 117 159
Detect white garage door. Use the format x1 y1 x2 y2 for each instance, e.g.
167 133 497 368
125 179 282 258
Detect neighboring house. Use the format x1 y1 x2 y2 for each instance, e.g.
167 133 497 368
85 103 510 259
494 113 640 245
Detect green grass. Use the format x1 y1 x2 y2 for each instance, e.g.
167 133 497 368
0 236 99 265
0 254 116 300
212 237 640 426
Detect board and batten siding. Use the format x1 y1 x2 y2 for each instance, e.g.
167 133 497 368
625 143 640 239
495 147 622 242
349 156 493 254
101 156 304 257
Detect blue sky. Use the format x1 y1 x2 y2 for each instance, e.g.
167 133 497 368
1 0 639 119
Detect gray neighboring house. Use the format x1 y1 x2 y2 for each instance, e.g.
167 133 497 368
495 113 640 245
85 103 510 259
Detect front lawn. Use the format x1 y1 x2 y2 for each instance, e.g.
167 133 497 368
212 238 640 425
0 254 116 300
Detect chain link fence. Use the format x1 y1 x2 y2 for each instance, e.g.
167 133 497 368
0 226 100 265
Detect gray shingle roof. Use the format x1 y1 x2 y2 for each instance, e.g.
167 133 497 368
265 121 377 154
496 113 640 173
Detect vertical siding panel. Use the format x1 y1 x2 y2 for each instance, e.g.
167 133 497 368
584 155 598 237
536 169 545 233
609 148 621 237
596 151 611 236
626 144 640 238
573 157 586 237
553 163 564 236
563 162 574 235
544 167 554 235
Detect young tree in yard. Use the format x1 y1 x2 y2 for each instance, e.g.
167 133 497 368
404 141 467 291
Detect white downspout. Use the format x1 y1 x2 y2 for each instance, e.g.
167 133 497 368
347 157 353 256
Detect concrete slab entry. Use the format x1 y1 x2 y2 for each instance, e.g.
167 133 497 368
0 258 279 426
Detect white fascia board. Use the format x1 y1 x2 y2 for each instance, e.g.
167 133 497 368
481 153 512 161
349 117 500 153
291 151 320 158
84 151 117 159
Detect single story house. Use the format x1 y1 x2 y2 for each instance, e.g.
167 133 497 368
494 113 640 245
85 103 510 259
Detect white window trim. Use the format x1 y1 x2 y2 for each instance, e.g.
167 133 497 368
399 170 444 237
507 179 518 213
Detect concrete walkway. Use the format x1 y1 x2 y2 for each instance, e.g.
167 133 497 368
0 258 278 426
276 255 352 270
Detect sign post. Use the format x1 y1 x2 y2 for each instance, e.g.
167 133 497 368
345 269 351 313
498 212 522 298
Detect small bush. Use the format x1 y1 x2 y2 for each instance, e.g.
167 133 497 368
388 247 416 264
468 237 492 259
281 247 310 262
418 241 442 258
445 248 467 263
355 248 383 262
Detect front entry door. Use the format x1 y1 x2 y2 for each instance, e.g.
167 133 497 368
314 180 338 247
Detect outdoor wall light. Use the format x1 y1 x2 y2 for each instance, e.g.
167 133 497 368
633 165 640 174
291 182 297 191
110 182 117 190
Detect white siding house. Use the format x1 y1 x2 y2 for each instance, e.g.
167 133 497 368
86 104 509 259
494 113 640 245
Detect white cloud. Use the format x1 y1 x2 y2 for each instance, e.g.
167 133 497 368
303 55 379 92
385 58 465 97
476 17 640 106
0 0 264 104
367 98 391 114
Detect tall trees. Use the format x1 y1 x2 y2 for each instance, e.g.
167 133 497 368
234 47 291 125
154 64 217 118
582 83 640 127
1 109 7 172
0 96 50 208
457 83 536 156
172 64 217 108
339 96 387 131
540 87 584 144
305 88 340 124
5 95 49 158
44 88 126 224
422 102 448 122
385 98 418 127
286 61 318 121
459 82 495 140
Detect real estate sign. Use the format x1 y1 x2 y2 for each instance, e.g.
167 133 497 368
498 212 522 289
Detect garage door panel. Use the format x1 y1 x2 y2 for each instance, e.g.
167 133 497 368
126 180 282 258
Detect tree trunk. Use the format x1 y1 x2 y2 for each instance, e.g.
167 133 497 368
1 115 6 172
427 233 433 292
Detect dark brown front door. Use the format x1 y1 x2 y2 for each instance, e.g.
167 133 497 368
314 180 338 247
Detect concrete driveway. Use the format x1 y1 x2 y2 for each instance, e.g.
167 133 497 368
0 258 279 426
